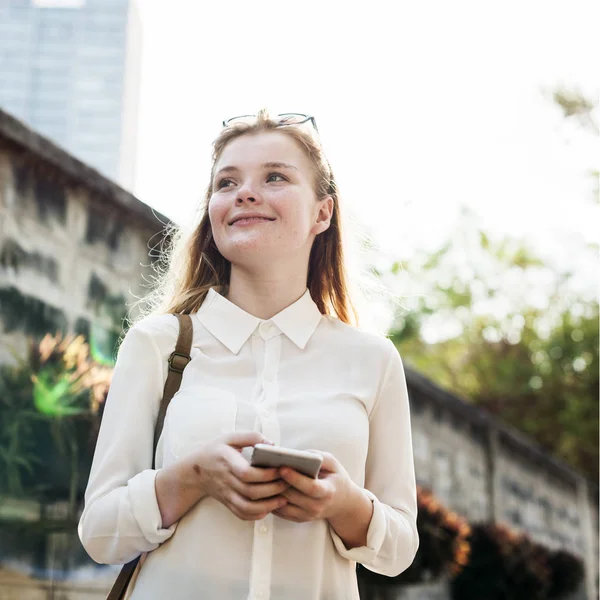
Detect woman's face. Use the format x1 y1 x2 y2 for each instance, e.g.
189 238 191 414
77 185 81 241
209 131 332 270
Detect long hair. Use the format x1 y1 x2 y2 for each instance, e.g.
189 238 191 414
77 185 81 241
130 110 359 327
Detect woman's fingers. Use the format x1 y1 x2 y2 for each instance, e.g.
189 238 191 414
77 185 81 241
228 490 287 521
231 477 290 501
279 467 329 499
194 433 292 521
222 445 289 500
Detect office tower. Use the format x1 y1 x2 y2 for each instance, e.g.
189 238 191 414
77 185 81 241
0 0 142 190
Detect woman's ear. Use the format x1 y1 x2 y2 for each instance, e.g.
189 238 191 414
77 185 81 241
313 196 334 234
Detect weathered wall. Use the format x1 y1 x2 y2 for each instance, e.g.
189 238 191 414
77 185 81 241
0 132 165 365
408 374 598 600
411 396 596 557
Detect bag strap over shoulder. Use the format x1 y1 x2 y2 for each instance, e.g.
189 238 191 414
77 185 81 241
153 314 194 458
106 313 193 600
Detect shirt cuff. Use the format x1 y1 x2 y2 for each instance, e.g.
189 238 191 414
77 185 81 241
128 469 177 545
329 489 386 564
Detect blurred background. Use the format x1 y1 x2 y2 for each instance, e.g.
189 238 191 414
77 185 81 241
0 1 598 599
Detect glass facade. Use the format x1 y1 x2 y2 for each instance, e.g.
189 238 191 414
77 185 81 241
0 0 139 186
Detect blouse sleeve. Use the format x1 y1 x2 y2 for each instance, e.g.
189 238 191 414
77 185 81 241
78 321 177 565
329 338 419 576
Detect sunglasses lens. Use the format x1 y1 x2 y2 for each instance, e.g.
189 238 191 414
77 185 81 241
277 114 308 125
224 115 256 127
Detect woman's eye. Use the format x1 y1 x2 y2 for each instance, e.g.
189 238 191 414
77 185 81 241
267 172 286 183
216 178 234 189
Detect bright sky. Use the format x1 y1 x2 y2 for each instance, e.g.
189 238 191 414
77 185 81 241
134 0 599 268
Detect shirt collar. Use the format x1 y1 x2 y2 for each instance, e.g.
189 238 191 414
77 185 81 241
195 288 322 354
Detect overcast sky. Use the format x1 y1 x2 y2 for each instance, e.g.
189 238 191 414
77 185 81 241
133 0 599 269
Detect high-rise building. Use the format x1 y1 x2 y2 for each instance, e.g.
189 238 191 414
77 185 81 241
0 0 142 190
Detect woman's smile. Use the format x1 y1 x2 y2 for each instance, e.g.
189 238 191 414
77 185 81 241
230 216 276 227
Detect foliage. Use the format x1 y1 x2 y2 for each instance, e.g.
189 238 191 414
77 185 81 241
552 86 599 136
386 216 599 481
357 489 585 599
32 332 112 415
0 334 112 514
384 88 599 481
546 548 586 599
449 522 584 600
0 363 44 496
357 486 471 586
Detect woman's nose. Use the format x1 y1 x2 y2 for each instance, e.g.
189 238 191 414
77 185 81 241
236 181 261 204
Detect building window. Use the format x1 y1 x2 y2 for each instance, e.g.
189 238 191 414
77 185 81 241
33 176 67 225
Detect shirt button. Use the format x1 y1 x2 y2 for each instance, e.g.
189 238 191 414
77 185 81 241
260 408 270 419
263 370 275 383
259 524 269 534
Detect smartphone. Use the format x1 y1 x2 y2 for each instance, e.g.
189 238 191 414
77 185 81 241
250 444 323 479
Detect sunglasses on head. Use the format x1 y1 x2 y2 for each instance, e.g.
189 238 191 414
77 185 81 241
222 113 319 133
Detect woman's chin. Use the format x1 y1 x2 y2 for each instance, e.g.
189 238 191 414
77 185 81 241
222 244 281 266
223 232 274 250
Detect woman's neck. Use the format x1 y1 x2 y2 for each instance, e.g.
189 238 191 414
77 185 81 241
225 268 308 320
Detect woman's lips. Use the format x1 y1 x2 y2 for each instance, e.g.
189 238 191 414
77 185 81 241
230 217 274 226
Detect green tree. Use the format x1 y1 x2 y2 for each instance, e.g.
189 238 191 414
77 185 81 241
387 215 598 481
386 87 599 482
0 334 112 514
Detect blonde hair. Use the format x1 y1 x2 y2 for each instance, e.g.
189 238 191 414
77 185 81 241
130 110 360 328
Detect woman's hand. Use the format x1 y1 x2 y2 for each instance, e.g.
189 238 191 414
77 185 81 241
272 451 356 523
156 431 289 527
192 431 290 521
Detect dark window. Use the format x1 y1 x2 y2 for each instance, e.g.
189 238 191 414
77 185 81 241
0 286 67 335
11 161 30 197
33 176 67 224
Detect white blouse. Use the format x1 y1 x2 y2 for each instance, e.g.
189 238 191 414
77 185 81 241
78 288 419 600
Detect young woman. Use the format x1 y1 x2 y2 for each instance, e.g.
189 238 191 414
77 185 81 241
78 112 419 600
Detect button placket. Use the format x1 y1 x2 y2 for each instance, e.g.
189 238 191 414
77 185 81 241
258 335 281 443
263 369 276 383
248 334 281 600
249 513 274 600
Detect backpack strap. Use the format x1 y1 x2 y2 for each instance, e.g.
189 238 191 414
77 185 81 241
153 313 193 461
107 313 193 600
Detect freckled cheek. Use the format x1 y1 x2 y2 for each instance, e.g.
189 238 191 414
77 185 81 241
284 209 312 240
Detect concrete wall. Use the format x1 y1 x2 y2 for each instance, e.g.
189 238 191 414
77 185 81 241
408 379 598 600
